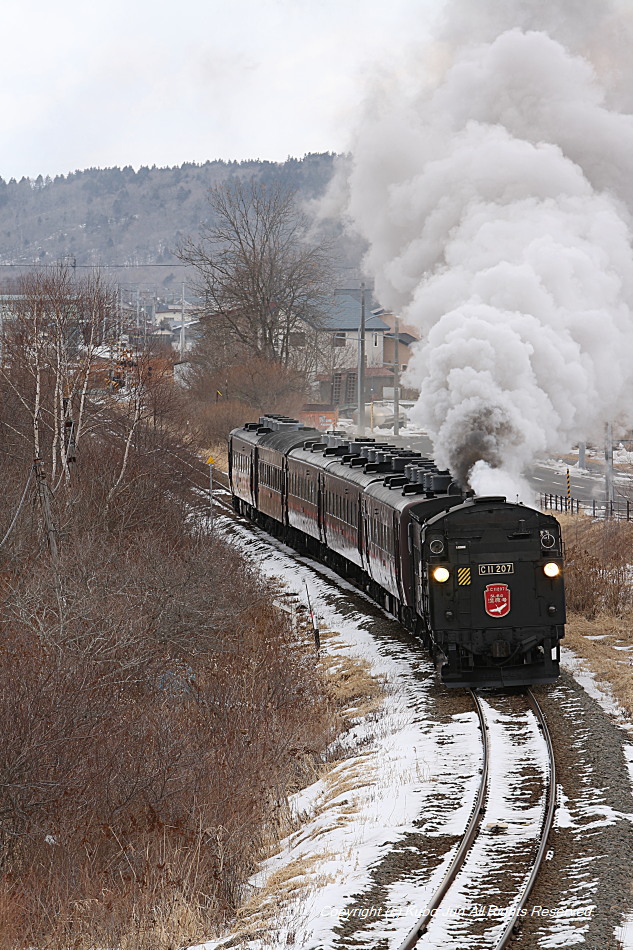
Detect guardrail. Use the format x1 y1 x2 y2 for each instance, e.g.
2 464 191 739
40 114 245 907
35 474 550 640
540 493 632 520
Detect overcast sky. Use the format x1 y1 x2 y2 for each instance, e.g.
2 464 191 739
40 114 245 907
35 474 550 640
1 0 438 181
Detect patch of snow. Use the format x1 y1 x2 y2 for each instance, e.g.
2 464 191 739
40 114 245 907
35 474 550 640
191 517 633 949
561 646 633 736
190 516 484 949
624 747 633 802
616 913 633 949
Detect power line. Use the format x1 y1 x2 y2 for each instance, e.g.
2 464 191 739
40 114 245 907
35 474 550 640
0 262 189 269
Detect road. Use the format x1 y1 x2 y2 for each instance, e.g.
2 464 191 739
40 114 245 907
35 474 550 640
364 427 633 509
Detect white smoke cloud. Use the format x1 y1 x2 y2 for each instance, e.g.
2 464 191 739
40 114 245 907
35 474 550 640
330 3 633 498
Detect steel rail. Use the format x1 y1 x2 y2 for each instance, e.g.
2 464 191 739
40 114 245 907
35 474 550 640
396 689 489 950
219 476 558 950
492 689 557 948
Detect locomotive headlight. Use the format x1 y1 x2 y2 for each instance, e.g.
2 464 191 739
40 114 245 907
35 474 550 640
543 562 561 578
432 566 450 583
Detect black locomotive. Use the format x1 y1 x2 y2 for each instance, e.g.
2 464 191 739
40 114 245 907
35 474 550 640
229 415 565 689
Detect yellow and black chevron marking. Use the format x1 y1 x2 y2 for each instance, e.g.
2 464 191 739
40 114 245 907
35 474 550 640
457 567 472 586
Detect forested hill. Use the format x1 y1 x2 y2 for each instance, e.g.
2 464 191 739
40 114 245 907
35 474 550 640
0 153 351 296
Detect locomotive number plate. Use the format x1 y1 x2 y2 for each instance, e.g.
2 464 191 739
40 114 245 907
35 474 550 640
478 562 515 575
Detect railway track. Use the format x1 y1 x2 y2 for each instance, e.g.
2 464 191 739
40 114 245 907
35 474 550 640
210 467 558 949
398 689 556 949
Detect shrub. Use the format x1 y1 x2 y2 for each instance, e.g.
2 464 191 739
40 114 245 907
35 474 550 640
561 515 633 618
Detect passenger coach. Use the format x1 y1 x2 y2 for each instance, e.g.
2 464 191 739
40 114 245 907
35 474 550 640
228 415 565 688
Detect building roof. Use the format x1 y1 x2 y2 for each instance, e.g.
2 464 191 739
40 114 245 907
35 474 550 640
365 365 394 378
330 365 394 378
319 293 390 332
384 331 417 346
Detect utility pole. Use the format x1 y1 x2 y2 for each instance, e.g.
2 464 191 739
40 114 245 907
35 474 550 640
357 282 366 436
206 453 215 528
578 442 586 471
180 282 186 358
605 423 615 517
393 315 400 438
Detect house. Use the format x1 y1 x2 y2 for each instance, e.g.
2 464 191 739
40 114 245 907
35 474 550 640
317 292 390 371
307 293 424 407
373 308 419 374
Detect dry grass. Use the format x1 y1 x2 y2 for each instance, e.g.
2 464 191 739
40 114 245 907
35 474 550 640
558 513 633 720
0 438 337 949
319 651 384 723
563 612 633 720
206 441 229 473
200 621 387 949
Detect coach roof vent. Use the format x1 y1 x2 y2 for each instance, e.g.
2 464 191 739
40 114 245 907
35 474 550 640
259 414 305 431
431 473 452 492
389 452 421 472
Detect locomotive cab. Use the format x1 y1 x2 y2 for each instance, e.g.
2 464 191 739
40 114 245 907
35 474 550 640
413 496 565 688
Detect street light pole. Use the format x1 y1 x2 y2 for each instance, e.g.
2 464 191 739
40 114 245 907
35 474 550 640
393 315 400 438
605 423 614 517
179 282 186 358
357 282 366 436
206 453 215 528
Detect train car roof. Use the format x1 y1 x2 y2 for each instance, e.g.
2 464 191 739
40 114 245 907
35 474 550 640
287 448 394 485
257 427 321 453
230 425 321 453
230 426 264 446
366 480 467 516
321 458 386 488
288 445 339 470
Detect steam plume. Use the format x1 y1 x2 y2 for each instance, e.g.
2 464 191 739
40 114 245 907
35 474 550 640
330 0 633 497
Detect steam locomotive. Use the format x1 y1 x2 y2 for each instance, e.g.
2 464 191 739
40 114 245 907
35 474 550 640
228 415 565 689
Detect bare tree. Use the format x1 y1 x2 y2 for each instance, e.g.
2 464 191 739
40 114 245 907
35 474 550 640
1 266 118 485
178 179 333 366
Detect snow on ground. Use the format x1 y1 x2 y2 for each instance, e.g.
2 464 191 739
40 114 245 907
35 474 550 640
412 698 551 949
559 649 633 950
192 516 483 949
191 512 633 949
618 916 633 949
561 647 633 737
